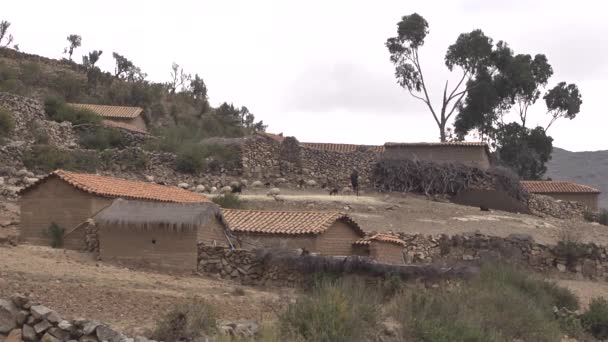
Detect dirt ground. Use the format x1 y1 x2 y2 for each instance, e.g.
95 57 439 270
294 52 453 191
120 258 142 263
0 245 292 336
241 189 608 245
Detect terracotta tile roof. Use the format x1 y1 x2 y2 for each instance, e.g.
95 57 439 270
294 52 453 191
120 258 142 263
19 170 210 203
302 143 385 154
384 141 488 148
222 209 364 236
354 233 406 246
102 120 148 134
68 103 143 119
521 181 601 194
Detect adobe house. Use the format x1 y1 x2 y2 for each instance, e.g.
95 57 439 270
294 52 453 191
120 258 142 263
353 234 406 264
382 142 491 170
222 209 365 256
19 170 209 247
521 181 601 211
94 199 231 271
67 103 147 133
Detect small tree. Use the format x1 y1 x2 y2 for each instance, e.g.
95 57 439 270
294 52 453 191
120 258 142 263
0 107 15 139
82 50 103 68
64 34 82 61
168 62 191 94
544 82 582 132
112 52 146 82
0 20 14 48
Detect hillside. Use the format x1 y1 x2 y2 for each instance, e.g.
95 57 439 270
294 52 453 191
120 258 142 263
547 147 608 210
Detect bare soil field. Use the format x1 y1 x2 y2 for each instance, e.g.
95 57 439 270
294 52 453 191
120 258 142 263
0 245 291 336
241 189 608 245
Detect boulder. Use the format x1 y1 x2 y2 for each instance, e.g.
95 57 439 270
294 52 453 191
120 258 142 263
40 332 61 342
57 321 72 331
81 321 101 336
30 305 52 320
0 299 18 334
78 336 98 342
195 185 205 193
220 186 233 194
95 325 122 342
342 187 353 194
178 183 189 189
210 187 218 194
16 169 29 177
250 181 263 188
229 181 240 189
48 327 71 341
34 320 52 335
145 175 155 182
0 177 4 186
15 311 28 326
305 180 317 187
4 329 21 342
22 324 37 342
240 179 249 187
275 178 287 184
267 188 280 197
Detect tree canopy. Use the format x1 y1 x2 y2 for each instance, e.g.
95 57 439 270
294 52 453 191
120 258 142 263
64 34 82 61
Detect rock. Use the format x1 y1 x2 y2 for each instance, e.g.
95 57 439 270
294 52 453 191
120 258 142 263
40 332 61 342
240 179 248 187
305 179 317 187
145 175 154 182
267 188 280 196
275 178 287 184
78 336 98 342
95 325 122 342
4 329 21 342
133 336 150 342
34 320 52 335
23 177 39 185
0 299 18 334
229 181 240 189
195 185 205 193
0 177 4 186
22 325 37 342
30 305 53 320
250 181 263 188
57 321 72 331
15 311 28 326
342 187 353 194
16 169 29 177
220 186 233 194
10 294 29 309
178 183 189 189
219 320 259 339
48 327 71 341
82 322 101 336
556 263 567 272
210 186 218 194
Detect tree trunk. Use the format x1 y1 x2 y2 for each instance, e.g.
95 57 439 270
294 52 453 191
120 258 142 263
439 122 447 142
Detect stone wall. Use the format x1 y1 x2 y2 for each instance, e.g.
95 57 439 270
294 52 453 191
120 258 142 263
397 232 608 280
0 294 155 342
528 193 590 220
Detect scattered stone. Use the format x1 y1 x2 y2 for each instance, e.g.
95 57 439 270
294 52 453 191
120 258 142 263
30 306 53 320
240 179 248 187
0 299 18 334
144 175 154 182
220 186 233 194
250 181 263 188
178 182 189 189
57 321 72 331
305 179 317 187
5 329 21 342
342 187 353 194
195 185 205 193
556 263 567 273
34 320 52 335
219 320 259 339
48 327 70 341
16 169 29 177
10 294 29 309
22 324 36 342
95 325 122 342
267 188 280 196
15 311 28 326
78 336 98 342
82 321 101 336
275 178 287 184
229 181 240 189
210 186 218 194
23 177 39 185
40 332 61 342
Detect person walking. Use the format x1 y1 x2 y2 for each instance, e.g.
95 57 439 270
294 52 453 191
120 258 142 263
350 170 359 196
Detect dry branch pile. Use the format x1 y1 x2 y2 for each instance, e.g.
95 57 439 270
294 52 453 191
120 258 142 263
372 159 526 201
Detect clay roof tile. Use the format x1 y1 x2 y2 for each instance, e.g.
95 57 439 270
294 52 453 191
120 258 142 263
520 181 600 194
67 103 143 119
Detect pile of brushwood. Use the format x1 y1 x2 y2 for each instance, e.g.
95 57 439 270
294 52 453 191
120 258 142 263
372 159 526 201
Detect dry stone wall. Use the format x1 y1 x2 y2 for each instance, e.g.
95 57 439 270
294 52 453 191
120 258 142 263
528 193 590 220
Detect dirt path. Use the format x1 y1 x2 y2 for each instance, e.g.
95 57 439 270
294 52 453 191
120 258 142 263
240 189 607 245
0 245 292 335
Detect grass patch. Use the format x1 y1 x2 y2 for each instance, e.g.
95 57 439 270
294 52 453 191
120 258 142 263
212 193 243 209
153 297 217 341
279 277 381 342
392 264 579 342
0 106 15 140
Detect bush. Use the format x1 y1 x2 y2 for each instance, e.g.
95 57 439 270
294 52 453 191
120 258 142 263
176 144 206 174
101 149 149 171
23 144 99 173
48 71 86 101
392 264 578 342
79 127 127 150
44 96 101 126
600 209 608 226
0 107 15 139
581 297 608 339
153 297 217 341
212 193 242 209
280 278 381 342
46 223 65 248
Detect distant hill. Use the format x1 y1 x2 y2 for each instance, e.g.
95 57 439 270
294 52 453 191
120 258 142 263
546 147 608 210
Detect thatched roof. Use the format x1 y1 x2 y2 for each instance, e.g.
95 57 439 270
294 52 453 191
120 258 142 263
95 199 224 232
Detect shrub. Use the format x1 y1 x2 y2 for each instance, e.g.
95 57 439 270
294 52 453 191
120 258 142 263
0 107 15 138
153 297 217 341
600 209 608 226
44 96 101 126
280 278 381 342
176 144 206 174
101 149 149 171
392 264 578 341
48 71 85 101
581 297 608 339
212 193 242 209
20 61 45 86
79 127 127 150
23 145 99 173
46 223 65 248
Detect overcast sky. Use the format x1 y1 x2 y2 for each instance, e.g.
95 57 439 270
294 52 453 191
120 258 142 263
4 0 607 151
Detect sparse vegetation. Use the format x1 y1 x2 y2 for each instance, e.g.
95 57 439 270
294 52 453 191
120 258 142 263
581 297 608 339
392 264 578 341
0 106 15 139
79 127 127 150
212 193 243 209
280 278 381 342
23 144 99 172
174 143 240 174
46 222 65 248
600 209 608 226
153 297 217 341
44 96 101 125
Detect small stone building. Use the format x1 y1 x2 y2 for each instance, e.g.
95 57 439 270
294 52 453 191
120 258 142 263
67 103 147 133
19 170 209 247
222 209 365 256
382 142 491 170
94 199 231 271
353 234 406 264
521 181 601 211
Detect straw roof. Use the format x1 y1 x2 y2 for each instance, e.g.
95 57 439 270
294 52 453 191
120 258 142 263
94 199 224 232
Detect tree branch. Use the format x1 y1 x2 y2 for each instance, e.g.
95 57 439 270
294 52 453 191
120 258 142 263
445 89 468 121
412 49 441 128
447 71 469 102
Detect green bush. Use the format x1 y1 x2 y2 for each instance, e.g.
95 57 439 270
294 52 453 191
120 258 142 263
79 127 127 150
600 209 608 226
44 96 101 126
20 61 45 86
212 193 242 209
392 264 578 342
153 297 217 341
48 71 85 101
23 144 99 173
280 278 381 342
46 223 65 248
581 297 608 339
0 107 15 139
100 149 149 171
176 144 206 174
